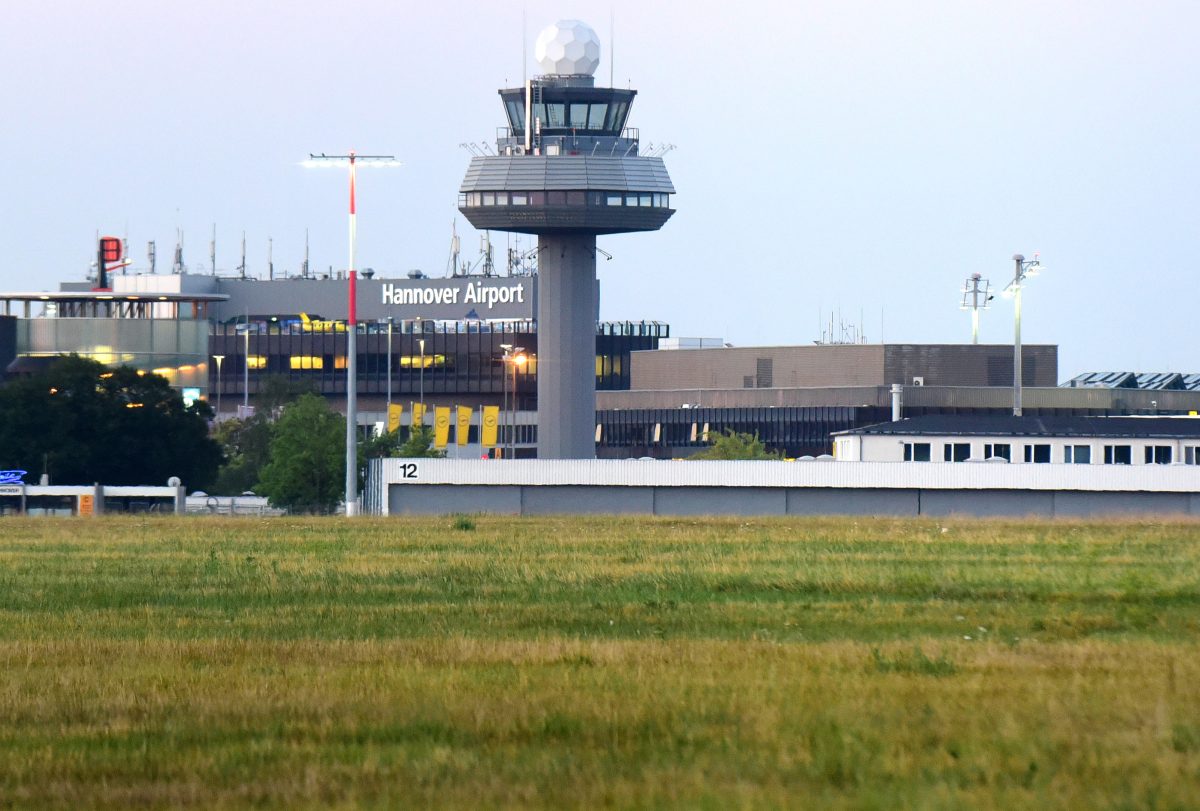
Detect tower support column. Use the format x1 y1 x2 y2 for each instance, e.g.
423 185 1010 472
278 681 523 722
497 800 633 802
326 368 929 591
536 233 597 459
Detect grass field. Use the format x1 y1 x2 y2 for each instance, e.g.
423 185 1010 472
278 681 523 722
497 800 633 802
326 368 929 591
1 515 1198 809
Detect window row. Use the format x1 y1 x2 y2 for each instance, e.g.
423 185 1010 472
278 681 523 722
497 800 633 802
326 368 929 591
504 100 630 134
902 441 1200 464
460 191 671 208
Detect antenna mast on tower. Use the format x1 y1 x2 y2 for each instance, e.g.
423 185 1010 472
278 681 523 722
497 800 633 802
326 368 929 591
172 229 185 274
960 273 992 344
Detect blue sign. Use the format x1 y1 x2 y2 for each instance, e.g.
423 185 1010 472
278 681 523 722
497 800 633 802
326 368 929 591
0 470 27 485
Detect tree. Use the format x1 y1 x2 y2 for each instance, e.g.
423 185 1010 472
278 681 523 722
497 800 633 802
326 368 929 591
0 355 220 488
256 394 345 513
211 415 274 494
255 375 317 417
395 426 445 458
689 429 781 460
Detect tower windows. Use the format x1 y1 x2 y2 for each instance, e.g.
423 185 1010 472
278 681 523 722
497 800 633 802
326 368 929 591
460 190 672 208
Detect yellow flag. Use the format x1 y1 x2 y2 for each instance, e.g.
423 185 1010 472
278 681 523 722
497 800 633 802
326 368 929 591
411 402 426 428
481 405 500 448
434 406 451 448
387 403 403 433
456 406 473 446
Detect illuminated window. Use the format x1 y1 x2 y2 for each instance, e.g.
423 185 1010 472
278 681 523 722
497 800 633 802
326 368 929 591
511 192 528 205
399 354 447 369
247 355 268 370
607 193 623 206
289 356 323 370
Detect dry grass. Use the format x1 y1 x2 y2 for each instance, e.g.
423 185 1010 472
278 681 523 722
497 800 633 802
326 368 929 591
0 515 1198 809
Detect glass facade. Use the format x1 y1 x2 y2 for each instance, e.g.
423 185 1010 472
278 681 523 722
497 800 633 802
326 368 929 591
209 320 667 406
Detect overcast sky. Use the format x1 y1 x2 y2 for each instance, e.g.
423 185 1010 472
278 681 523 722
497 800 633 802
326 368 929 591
3 0 1197 377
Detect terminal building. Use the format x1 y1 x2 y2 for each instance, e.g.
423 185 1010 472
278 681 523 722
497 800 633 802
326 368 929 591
5 266 1200 460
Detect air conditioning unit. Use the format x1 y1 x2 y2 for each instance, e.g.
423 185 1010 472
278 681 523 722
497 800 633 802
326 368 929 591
912 376 925 386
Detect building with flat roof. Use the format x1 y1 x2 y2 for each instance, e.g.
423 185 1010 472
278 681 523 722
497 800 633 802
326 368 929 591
833 414 1200 465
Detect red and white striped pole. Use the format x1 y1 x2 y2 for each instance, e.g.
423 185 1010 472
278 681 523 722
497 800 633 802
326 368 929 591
303 150 400 516
345 151 359 515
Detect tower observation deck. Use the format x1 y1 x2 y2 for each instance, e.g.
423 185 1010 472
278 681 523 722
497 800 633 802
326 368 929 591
459 19 675 458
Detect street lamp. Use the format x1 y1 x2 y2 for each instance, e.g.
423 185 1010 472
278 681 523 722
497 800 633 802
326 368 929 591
1001 253 1044 417
303 150 401 517
959 273 992 345
418 337 426 410
510 351 527 458
502 345 526 458
499 343 512 457
384 317 393 416
233 320 251 416
211 354 225 418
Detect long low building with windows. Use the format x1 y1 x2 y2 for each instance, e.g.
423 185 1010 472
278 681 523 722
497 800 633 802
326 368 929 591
832 415 1200 465
7 266 1200 461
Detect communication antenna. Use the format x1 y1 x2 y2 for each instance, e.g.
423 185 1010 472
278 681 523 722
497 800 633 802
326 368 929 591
960 272 992 344
172 229 185 274
446 220 461 277
268 236 274 281
147 240 156 275
302 229 310 279
609 9 614 88
481 232 495 276
210 224 217 274
238 231 247 279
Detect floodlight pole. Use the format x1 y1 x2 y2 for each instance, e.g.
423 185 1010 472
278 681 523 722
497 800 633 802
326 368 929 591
1005 253 1043 417
304 151 400 516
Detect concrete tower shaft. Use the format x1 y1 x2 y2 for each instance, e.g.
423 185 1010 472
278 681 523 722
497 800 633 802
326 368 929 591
458 22 674 458
536 234 598 459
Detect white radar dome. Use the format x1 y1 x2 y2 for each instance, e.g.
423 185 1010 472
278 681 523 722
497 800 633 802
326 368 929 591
535 20 601 76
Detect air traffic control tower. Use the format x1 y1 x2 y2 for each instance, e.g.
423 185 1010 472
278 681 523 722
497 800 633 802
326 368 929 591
459 20 675 458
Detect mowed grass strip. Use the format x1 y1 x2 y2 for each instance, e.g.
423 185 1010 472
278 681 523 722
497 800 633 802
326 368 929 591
0 516 1198 809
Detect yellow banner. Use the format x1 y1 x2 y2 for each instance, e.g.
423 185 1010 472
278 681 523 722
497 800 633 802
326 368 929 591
411 402 426 428
434 406 451 448
481 405 500 448
387 403 403 433
456 406 473 446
